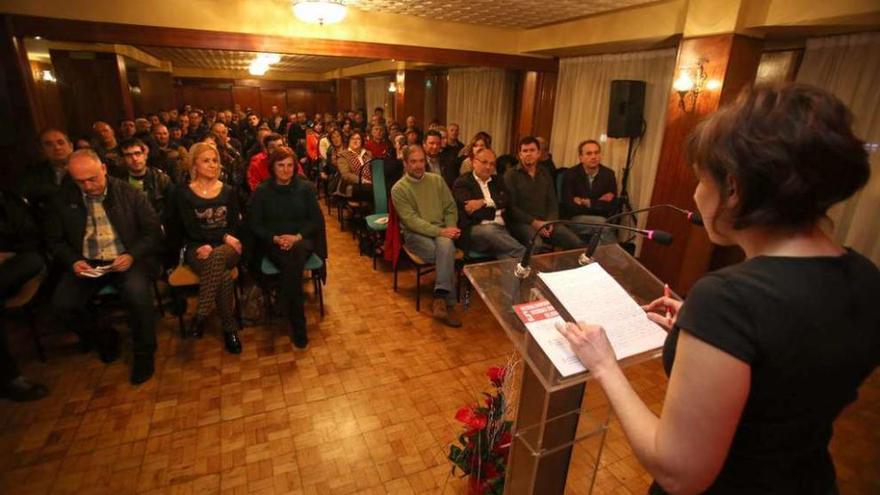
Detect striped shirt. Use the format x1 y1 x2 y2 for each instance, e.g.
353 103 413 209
82 191 125 261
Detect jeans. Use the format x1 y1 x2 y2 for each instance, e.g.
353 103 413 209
52 261 157 356
468 223 525 260
570 215 618 245
507 222 583 252
403 231 457 303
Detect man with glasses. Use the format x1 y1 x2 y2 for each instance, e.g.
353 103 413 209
453 147 525 259
119 138 174 224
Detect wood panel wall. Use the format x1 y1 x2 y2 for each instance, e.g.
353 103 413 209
640 34 764 294
335 79 352 113
28 60 66 133
137 70 174 115
173 78 336 117
50 50 132 139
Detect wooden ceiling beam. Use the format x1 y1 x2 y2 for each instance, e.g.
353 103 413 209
9 14 558 72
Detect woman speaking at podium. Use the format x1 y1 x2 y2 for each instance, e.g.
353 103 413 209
557 83 878 494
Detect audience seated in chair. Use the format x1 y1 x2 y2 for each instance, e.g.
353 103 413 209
44 150 161 385
249 146 324 349
247 132 295 193
0 188 49 401
17 128 73 215
336 130 374 202
504 136 583 252
457 131 492 178
118 138 175 224
453 147 525 260
170 142 243 354
560 139 619 245
390 144 462 328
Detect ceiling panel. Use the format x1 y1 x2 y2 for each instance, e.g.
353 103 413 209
347 0 660 29
137 47 374 72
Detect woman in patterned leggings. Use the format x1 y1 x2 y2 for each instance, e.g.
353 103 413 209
172 142 243 354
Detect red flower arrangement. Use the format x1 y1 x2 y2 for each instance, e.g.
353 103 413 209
448 362 515 495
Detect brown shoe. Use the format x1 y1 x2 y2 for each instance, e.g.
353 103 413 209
432 298 448 321
445 303 463 328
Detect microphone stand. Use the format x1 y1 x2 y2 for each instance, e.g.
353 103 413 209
591 204 703 255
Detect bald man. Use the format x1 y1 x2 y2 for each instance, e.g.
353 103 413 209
45 150 162 385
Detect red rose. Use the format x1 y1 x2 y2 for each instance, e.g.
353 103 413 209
455 404 488 433
487 366 507 387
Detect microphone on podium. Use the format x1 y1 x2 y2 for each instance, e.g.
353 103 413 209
578 203 700 262
513 220 672 279
605 203 703 226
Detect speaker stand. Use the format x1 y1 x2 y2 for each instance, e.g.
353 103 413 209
615 136 637 227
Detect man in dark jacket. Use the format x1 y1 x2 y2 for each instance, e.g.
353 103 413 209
560 139 618 244
118 138 175 224
45 150 162 385
452 148 524 259
17 129 73 214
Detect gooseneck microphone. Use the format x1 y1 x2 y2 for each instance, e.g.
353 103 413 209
513 220 672 278
606 203 703 226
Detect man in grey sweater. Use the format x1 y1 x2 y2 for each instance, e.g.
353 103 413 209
391 145 462 327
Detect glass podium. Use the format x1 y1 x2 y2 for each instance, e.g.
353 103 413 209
463 244 669 494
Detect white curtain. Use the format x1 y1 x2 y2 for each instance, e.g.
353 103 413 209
365 76 391 118
551 49 676 233
447 68 516 153
797 32 880 265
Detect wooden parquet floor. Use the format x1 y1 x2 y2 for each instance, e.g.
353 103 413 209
1 207 878 494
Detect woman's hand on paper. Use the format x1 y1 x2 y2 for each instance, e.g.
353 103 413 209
642 296 683 332
555 321 618 378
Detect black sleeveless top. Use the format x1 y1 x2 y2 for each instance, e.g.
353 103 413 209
654 249 880 494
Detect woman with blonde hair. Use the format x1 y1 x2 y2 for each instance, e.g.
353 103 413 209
171 142 243 353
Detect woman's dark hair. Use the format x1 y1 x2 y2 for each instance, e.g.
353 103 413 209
267 146 298 180
471 131 493 149
687 83 869 229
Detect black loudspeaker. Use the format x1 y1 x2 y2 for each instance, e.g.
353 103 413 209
607 80 646 138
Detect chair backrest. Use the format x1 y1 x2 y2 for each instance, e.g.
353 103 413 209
371 159 388 215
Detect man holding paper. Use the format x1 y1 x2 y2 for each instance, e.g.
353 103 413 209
45 149 162 385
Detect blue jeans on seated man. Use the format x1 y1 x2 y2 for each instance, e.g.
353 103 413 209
468 223 525 260
507 222 583 253
402 230 457 304
52 260 157 357
570 215 618 245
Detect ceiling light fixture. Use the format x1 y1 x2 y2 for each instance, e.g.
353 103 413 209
293 0 347 25
249 60 270 76
257 53 282 65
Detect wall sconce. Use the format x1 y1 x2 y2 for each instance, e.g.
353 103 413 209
673 60 721 112
388 81 397 93
40 69 58 82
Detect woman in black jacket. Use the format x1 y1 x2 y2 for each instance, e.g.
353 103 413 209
172 142 243 354
249 147 322 349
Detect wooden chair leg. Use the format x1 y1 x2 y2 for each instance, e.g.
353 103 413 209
415 266 422 312
153 281 165 316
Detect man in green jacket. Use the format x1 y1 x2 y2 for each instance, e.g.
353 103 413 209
391 145 462 327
